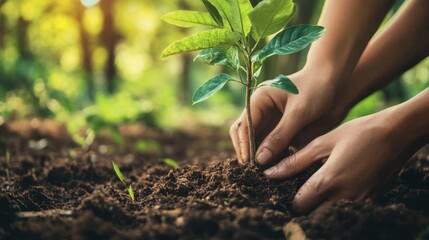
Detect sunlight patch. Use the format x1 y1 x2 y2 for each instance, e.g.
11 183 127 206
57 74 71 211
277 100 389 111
80 0 99 8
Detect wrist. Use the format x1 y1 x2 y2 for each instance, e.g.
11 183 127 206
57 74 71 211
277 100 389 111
380 98 429 144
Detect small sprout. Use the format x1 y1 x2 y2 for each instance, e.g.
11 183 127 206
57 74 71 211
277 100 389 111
112 160 125 183
5 150 10 167
5 150 10 178
135 140 161 155
128 185 135 201
163 158 179 169
111 160 135 201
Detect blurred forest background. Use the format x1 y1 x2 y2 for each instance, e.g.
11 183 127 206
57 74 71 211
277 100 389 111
0 0 428 138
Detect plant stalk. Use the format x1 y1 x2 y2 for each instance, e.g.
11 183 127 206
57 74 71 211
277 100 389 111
245 57 256 165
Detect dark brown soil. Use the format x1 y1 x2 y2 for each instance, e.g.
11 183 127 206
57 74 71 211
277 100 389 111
1 120 429 240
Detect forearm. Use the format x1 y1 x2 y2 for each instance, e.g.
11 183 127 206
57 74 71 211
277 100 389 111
389 88 429 143
342 0 429 110
303 0 395 85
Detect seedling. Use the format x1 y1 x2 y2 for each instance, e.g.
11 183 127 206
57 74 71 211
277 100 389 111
135 140 162 155
111 160 135 201
163 158 179 169
162 0 325 164
5 150 10 178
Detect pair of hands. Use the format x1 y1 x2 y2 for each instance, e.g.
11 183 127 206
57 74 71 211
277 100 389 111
229 71 413 214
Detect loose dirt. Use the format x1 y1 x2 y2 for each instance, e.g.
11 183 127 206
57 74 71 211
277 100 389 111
1 120 428 239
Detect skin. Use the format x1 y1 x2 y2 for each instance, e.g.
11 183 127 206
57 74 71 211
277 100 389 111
230 0 429 214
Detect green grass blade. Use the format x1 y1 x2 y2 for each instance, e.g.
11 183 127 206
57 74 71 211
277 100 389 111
111 160 125 184
163 158 179 169
128 185 135 201
5 150 10 167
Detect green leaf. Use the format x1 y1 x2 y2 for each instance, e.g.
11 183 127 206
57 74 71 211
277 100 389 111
202 0 224 27
227 0 253 35
161 29 240 58
162 10 219 28
249 0 296 39
163 158 179 169
269 74 299 94
208 0 234 30
194 47 239 69
192 73 232 104
112 160 125 184
256 25 326 62
128 185 135 201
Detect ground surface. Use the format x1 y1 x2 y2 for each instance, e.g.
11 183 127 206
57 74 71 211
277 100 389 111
0 120 429 240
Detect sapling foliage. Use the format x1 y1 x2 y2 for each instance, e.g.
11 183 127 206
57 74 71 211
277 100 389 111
162 0 325 164
111 160 135 201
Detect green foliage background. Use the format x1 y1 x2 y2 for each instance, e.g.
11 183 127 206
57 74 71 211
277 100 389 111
0 0 428 132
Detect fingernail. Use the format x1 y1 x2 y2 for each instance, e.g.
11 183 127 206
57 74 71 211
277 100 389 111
264 166 277 176
256 148 272 165
242 154 248 163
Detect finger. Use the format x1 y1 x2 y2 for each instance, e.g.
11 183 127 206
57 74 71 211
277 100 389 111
256 110 305 166
264 138 329 179
310 199 334 218
237 113 250 163
229 118 243 163
292 168 331 215
292 116 338 147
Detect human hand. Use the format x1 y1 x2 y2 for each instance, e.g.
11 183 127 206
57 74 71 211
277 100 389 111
229 70 345 164
263 108 422 214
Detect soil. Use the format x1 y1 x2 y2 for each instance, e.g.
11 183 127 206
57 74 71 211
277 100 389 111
1 119 429 240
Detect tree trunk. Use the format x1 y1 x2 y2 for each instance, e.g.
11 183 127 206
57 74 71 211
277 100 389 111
100 0 118 94
75 2 95 101
178 0 192 104
16 16 51 117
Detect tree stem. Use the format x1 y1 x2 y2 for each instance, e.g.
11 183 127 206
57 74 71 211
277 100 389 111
246 57 256 165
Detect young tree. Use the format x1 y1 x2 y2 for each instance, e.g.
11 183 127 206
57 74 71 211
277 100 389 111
162 0 325 164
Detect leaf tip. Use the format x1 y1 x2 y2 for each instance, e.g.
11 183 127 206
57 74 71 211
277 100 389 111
128 185 135 201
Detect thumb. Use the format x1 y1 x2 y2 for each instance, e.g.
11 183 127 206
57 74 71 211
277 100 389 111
255 110 303 165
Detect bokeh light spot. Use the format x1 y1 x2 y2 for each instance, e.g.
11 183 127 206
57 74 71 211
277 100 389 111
80 0 99 8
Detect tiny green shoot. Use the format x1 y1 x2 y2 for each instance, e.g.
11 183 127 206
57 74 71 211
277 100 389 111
161 0 325 164
5 150 10 166
163 158 179 169
135 140 162 155
111 160 135 201
5 150 10 178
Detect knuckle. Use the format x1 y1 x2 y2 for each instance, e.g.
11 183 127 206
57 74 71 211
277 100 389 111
266 131 284 146
308 137 324 151
278 155 297 176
